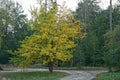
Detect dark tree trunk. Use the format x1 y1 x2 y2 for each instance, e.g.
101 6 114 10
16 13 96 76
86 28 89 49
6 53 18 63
108 65 112 72
48 62 54 72
0 66 3 70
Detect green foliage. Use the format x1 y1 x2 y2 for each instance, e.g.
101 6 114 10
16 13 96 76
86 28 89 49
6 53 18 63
75 2 120 67
74 0 103 67
104 26 120 71
93 72 120 80
0 0 31 64
1 0 120 72
0 51 10 64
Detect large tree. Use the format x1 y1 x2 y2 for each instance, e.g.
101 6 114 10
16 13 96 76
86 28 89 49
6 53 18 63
11 1 85 72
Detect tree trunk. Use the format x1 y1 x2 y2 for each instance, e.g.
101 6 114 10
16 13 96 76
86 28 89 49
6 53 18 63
0 66 3 70
108 0 112 72
110 0 112 31
48 62 54 72
108 65 112 72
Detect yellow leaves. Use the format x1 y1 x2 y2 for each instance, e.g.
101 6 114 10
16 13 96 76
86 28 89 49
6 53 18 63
47 44 52 48
53 37 59 41
67 41 76 48
43 60 47 64
56 52 73 61
41 49 49 55
41 33 48 39
79 33 87 39
59 37 67 43
12 2 86 67
56 52 63 60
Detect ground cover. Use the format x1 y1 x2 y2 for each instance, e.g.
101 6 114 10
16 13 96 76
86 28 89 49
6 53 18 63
93 72 120 80
0 71 68 80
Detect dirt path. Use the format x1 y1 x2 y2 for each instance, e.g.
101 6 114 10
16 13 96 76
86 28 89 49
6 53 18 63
59 70 106 80
0 68 106 80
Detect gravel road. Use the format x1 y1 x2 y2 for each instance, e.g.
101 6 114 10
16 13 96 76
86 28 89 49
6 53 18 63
59 70 105 80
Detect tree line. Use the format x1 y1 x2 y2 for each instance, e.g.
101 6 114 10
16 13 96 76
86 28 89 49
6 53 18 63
0 0 120 72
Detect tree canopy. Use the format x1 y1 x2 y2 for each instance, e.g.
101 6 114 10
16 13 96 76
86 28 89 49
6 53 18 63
11 1 85 72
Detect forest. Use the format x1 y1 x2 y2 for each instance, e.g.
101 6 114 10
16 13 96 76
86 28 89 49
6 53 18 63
0 0 120 73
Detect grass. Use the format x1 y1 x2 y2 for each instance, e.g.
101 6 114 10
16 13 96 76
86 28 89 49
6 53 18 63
0 71 68 80
93 72 120 80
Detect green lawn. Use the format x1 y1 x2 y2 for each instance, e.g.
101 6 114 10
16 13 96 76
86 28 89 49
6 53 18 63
0 71 68 80
93 72 120 80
